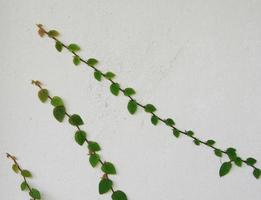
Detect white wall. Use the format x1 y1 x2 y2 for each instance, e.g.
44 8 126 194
0 0 260 199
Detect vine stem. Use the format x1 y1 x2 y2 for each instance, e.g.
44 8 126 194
32 81 116 194
36 25 259 174
6 153 36 200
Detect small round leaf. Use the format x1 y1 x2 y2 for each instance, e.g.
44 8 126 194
29 188 41 199
253 169 260 179
94 71 102 81
173 129 180 138
73 56 81 66
12 164 19 173
101 162 116 175
87 58 98 66
105 72 115 79
88 141 101 152
144 104 156 113
55 41 63 52
219 162 232 177
214 149 222 157
127 100 137 114
68 43 80 52
124 88 136 96
21 170 32 178
48 30 59 37
69 114 84 126
51 96 64 107
38 89 49 103
53 106 66 122
110 83 120 96
246 157 257 166
20 181 28 191
99 178 113 194
89 153 100 168
165 118 175 126
151 115 159 126
74 130 86 145
112 190 127 200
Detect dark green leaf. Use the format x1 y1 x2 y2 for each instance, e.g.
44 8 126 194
12 164 19 173
246 157 257 166
206 140 216 146
165 118 175 126
38 89 49 103
99 178 113 194
112 190 127 200
68 43 80 52
127 100 137 114
144 104 156 113
226 148 237 161
55 41 63 52
51 96 64 107
173 129 180 138
74 130 86 145
69 114 84 126
234 157 242 167
101 162 116 175
214 149 222 157
105 72 115 79
219 162 232 177
20 181 28 191
186 130 194 136
89 153 100 167
53 106 66 122
87 58 98 66
48 30 59 37
110 83 120 96
73 56 81 66
151 115 159 125
21 170 32 178
194 139 200 145
124 88 136 96
94 71 102 81
88 141 101 152
29 188 41 199
253 169 260 179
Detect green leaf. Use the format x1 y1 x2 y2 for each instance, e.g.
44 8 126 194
73 56 81 66
127 100 137 114
89 153 100 167
110 83 120 96
53 106 66 122
151 115 159 126
48 30 59 37
55 41 63 52
69 114 84 126
51 96 64 107
194 139 200 146
94 71 102 81
20 181 28 191
246 157 257 166
12 164 19 173
234 157 242 167
112 190 127 200
38 89 49 103
87 58 98 66
68 43 80 52
21 170 32 178
99 178 113 194
144 104 156 113
219 162 232 177
101 162 116 175
88 141 101 152
29 188 41 199
74 130 86 145
226 148 237 160
214 149 222 157
253 169 260 179
105 72 115 79
186 130 194 136
206 140 215 146
124 88 136 96
173 129 180 138
165 118 175 126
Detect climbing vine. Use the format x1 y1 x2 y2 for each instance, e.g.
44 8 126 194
7 153 42 199
32 80 128 200
36 24 260 180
